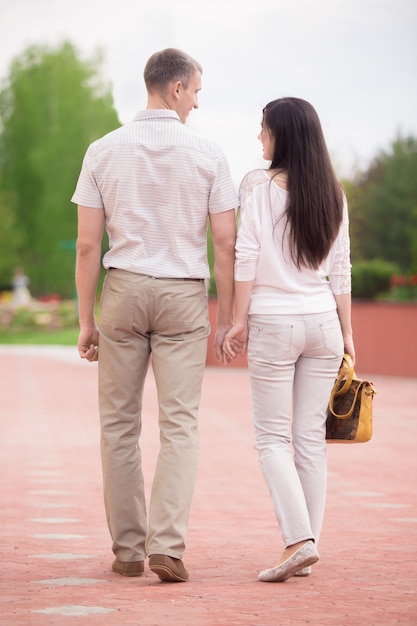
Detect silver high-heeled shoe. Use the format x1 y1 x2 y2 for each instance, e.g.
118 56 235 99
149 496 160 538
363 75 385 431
258 541 319 582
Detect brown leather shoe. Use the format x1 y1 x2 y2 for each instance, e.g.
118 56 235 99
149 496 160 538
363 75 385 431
149 554 189 582
112 558 144 577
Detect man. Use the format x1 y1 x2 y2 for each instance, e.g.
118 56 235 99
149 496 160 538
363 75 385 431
72 48 237 582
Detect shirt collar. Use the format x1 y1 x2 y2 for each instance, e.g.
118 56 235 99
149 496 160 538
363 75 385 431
132 109 182 123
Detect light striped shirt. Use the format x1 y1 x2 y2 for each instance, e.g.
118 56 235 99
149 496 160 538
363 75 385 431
72 109 238 278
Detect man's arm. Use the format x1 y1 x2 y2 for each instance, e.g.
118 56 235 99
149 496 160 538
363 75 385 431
208 209 237 364
75 205 105 361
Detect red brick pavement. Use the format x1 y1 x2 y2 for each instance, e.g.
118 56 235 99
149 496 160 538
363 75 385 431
1 345 416 626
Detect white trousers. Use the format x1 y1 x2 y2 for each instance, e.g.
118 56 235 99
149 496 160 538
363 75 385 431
248 310 344 548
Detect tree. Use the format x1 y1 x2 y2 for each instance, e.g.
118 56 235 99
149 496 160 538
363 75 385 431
0 42 120 297
349 135 417 273
340 178 365 264
0 192 23 288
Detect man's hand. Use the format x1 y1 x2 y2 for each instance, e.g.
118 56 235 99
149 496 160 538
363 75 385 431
78 326 100 362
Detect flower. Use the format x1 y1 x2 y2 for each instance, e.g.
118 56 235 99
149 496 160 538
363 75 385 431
390 274 408 287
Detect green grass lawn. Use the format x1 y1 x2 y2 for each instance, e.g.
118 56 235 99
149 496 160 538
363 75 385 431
0 327 78 345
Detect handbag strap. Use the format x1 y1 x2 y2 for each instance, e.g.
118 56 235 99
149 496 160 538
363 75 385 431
333 354 354 397
328 353 376 419
328 378 363 419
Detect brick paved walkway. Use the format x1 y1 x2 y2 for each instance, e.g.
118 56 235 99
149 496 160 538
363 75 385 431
1 346 416 625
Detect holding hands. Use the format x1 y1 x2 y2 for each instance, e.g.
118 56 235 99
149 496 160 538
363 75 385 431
222 321 248 362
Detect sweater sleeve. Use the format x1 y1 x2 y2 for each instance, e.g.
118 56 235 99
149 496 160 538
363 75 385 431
328 197 352 295
234 174 261 281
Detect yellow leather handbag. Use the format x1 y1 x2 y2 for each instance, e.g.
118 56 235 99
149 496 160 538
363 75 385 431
326 354 376 443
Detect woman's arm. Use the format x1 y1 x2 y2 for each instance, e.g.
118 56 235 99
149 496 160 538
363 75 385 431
222 279 254 359
334 292 355 363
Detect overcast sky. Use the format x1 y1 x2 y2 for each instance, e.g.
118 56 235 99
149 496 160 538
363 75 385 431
0 0 416 184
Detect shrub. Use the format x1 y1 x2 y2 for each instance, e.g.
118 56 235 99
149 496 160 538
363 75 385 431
0 298 78 331
388 273 417 301
351 259 399 300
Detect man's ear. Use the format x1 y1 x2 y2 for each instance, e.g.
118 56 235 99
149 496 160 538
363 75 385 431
172 80 182 99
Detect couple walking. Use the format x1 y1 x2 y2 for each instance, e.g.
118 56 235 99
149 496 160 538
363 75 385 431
72 48 354 584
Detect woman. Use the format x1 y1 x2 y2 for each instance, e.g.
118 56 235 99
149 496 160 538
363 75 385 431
223 97 354 582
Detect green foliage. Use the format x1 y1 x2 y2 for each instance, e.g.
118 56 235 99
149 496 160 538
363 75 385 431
0 192 23 285
411 206 417 274
341 179 365 263
0 326 78 345
0 297 78 335
351 259 399 300
345 135 417 273
0 41 120 297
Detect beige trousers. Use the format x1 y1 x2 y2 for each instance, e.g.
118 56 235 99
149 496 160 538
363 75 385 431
98 270 210 561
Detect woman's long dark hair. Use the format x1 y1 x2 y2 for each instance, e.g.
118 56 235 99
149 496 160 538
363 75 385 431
263 97 344 270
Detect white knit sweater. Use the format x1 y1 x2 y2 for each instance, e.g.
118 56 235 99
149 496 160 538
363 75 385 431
234 169 351 315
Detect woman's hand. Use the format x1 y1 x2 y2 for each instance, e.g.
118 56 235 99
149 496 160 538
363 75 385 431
222 322 248 360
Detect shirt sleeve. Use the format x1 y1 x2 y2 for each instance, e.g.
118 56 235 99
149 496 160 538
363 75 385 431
328 197 352 295
208 151 239 214
71 147 104 209
234 176 261 281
